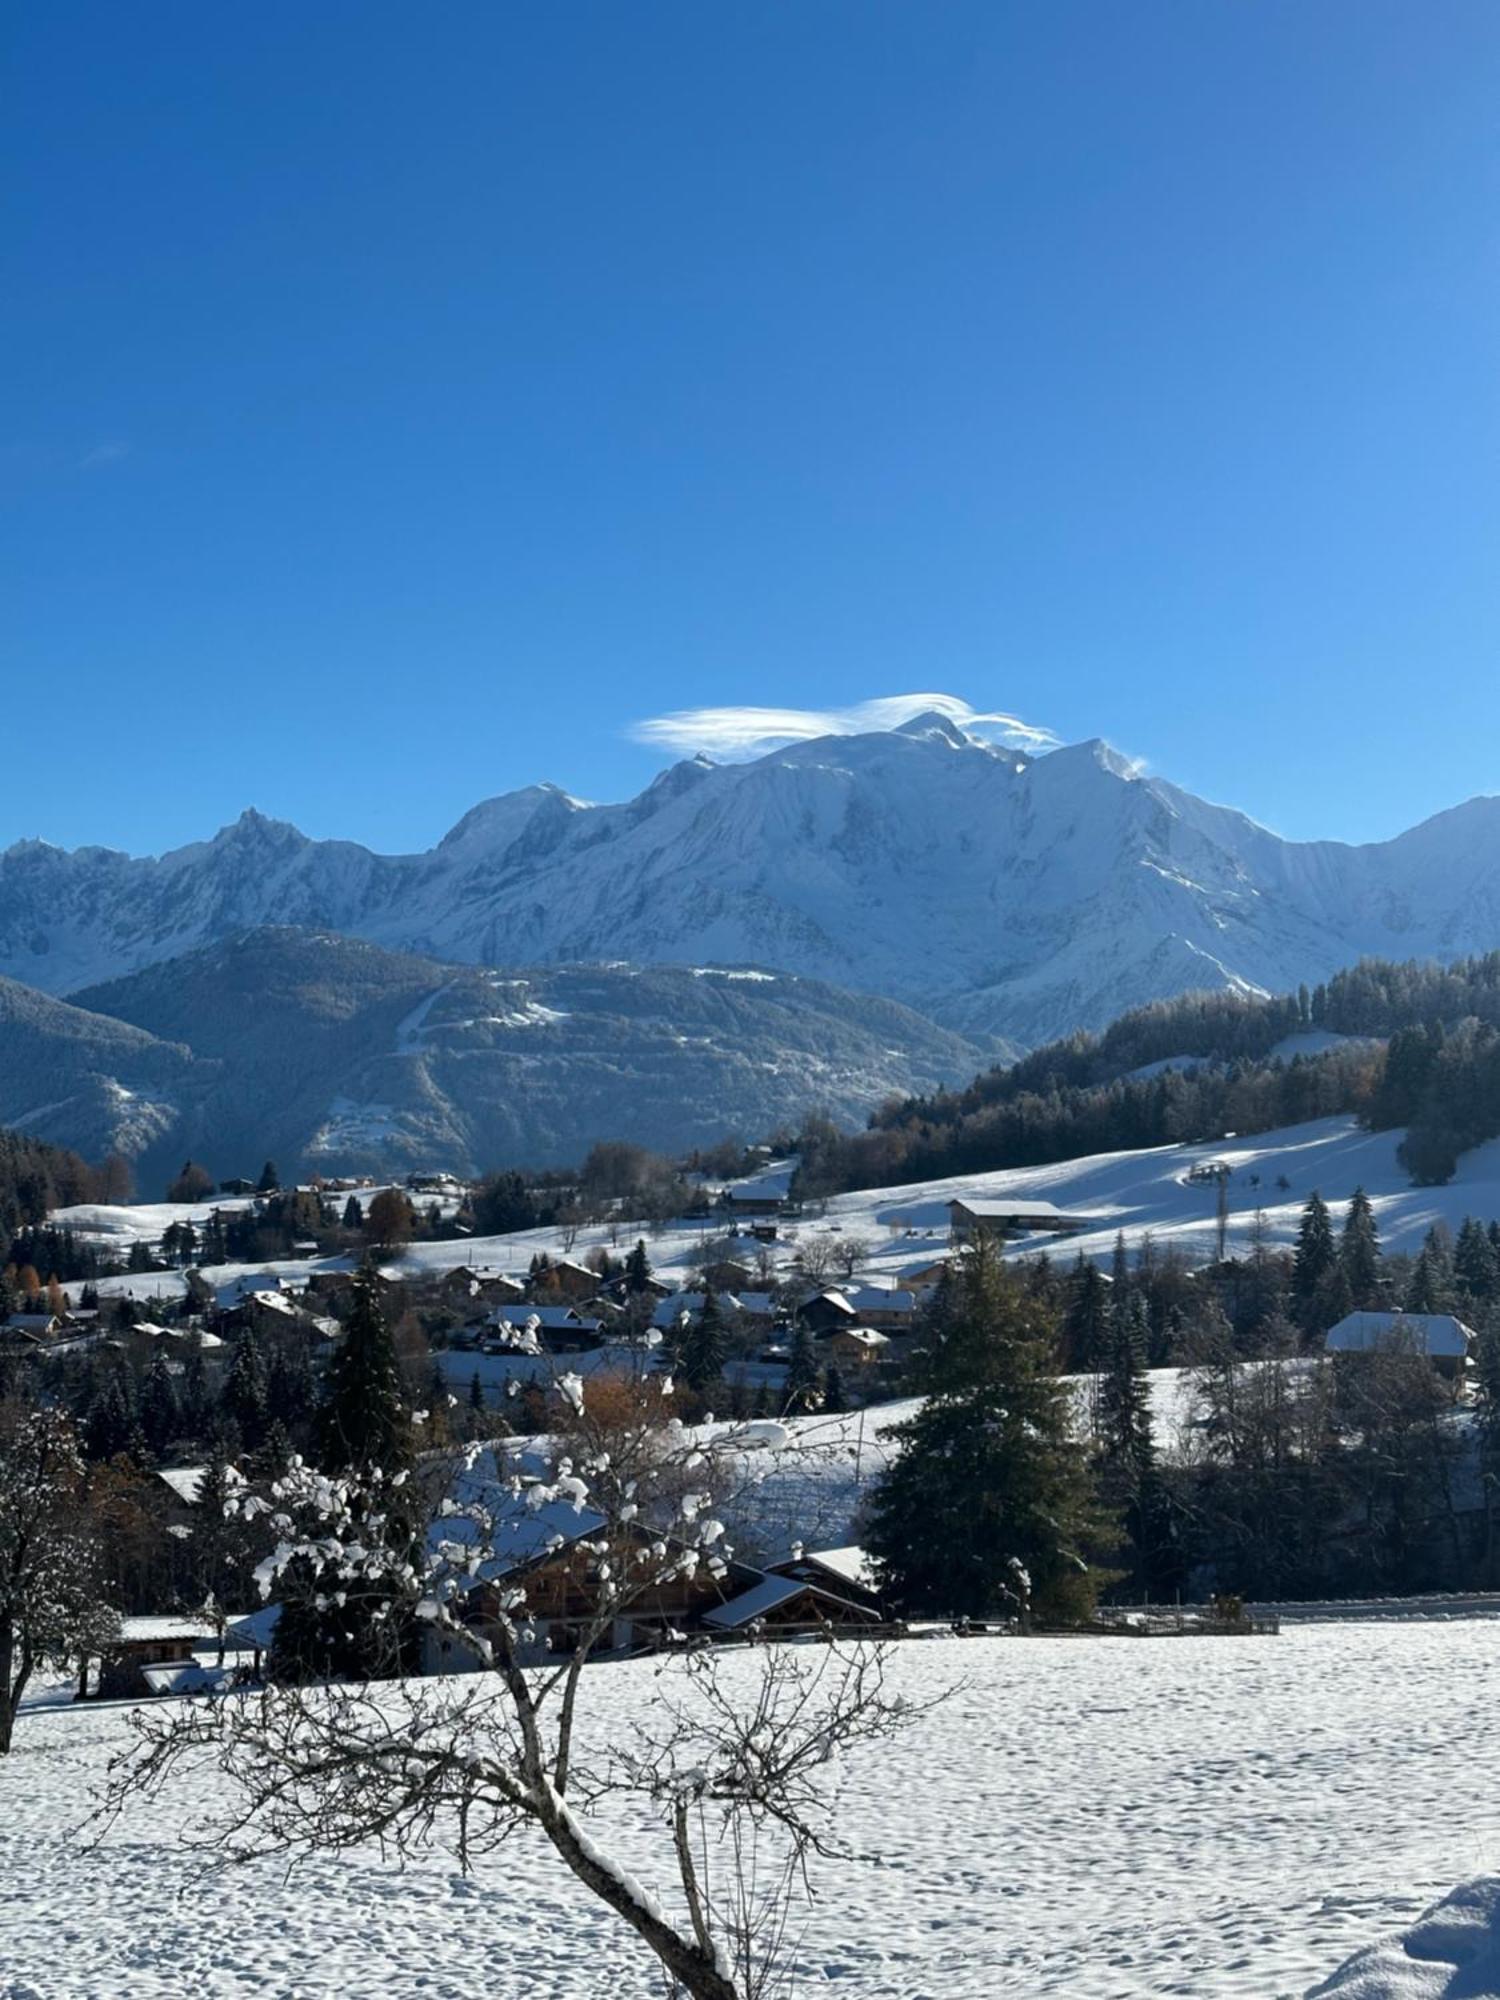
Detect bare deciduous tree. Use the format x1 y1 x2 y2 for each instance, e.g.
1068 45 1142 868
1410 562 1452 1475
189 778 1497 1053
96 1361 918 1998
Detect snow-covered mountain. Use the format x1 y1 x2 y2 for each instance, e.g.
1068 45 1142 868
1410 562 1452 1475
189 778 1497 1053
0 929 991 1178
7 715 1500 1045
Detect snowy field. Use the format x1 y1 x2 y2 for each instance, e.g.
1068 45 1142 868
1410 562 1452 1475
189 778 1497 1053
6 1619 1500 1999
53 1116 1500 1319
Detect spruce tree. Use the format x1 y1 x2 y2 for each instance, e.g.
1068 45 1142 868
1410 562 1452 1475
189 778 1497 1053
867 1238 1114 1625
318 1273 413 1473
676 1291 728 1395
224 1330 269 1450
822 1363 847 1413
1340 1187 1382 1309
1291 1193 1338 1333
625 1239 652 1294
1062 1256 1110 1372
1098 1293 1177 1599
783 1325 820 1414
1455 1218 1499 1305
140 1350 180 1457
342 1195 363 1232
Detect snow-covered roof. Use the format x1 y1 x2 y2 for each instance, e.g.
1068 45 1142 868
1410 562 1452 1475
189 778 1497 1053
492 1303 599 1331
703 1574 806 1627
703 1571 873 1629
156 1464 247 1507
825 1326 890 1349
796 1545 877 1593
114 1615 221 1647
1325 1311 1473 1359
652 1291 706 1328
843 1285 916 1313
225 1603 282 1650
950 1197 1079 1220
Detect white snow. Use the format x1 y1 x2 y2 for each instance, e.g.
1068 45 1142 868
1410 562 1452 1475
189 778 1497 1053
10 1620 1500 1995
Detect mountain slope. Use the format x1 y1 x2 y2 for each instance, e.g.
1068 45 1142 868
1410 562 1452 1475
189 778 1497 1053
63 928 994 1176
0 976 205 1161
8 717 1500 1044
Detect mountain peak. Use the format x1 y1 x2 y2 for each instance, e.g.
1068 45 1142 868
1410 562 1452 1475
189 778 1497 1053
891 710 975 747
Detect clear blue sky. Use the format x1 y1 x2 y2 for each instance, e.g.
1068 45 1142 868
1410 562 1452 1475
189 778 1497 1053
6 2 1497 855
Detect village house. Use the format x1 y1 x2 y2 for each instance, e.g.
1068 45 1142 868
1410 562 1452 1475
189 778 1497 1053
88 1615 225 1699
819 1325 891 1369
795 1289 858 1335
770 1544 885 1616
1324 1309 1474 1382
531 1257 601 1304
839 1284 917 1331
948 1197 1100 1243
487 1303 607 1353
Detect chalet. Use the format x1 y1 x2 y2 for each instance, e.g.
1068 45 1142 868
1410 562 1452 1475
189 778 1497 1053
1325 1310 1474 1380
1 1312 63 1346
900 1257 951 1295
821 1325 891 1368
703 1258 756 1293
420 1492 759 1670
436 1266 526 1312
839 1285 917 1332
728 1291 779 1327
795 1289 858 1335
948 1197 1100 1243
532 1257 601 1304
651 1290 708 1332
91 1615 223 1699
702 1572 883 1637
216 1289 309 1340
770 1544 884 1615
487 1303 606 1353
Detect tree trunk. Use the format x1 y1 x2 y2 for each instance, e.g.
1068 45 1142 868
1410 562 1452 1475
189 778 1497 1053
536 1784 740 2000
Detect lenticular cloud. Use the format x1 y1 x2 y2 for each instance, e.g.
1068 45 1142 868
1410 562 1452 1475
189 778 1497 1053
629 693 1058 759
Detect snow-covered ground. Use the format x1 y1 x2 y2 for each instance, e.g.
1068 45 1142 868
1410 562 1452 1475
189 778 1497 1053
8 1619 1500 1998
49 1114 1500 1320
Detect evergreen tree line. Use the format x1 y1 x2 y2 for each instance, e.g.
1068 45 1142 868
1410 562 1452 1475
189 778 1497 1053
792 953 1500 1199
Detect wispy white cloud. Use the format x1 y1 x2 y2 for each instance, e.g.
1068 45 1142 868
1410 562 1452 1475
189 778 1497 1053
80 440 131 470
629 692 1059 760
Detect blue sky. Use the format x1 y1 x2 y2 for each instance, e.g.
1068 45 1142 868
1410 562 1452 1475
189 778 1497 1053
6 2 1497 856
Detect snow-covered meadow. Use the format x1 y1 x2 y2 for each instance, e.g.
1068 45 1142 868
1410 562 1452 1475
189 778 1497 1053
53 1115 1500 1322
7 1619 1500 1999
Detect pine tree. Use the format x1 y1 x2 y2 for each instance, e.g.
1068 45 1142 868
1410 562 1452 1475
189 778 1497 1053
224 1330 269 1449
822 1363 847 1413
1291 1193 1338 1333
625 1239 652 1294
468 1370 485 1413
318 1273 412 1473
258 1160 281 1193
342 1195 363 1231
1098 1293 1177 1599
783 1325 820 1414
867 1238 1115 1624
189 1442 252 1611
1062 1256 1110 1372
676 1291 727 1394
140 1350 180 1456
1340 1187 1382 1308
1455 1218 1499 1305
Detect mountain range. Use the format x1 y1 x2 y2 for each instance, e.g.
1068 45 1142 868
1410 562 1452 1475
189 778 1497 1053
3 713 1500 1178
0 930 990 1180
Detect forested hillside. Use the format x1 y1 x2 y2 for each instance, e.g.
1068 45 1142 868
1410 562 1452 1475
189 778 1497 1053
793 955 1500 1197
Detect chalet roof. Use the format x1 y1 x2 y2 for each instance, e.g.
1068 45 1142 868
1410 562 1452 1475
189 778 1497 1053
950 1197 1077 1220
156 1464 246 1508
703 1572 874 1630
113 1615 222 1648
843 1285 916 1314
783 1545 879 1594
1325 1311 1473 1359
491 1303 601 1332
825 1326 890 1349
801 1289 857 1318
